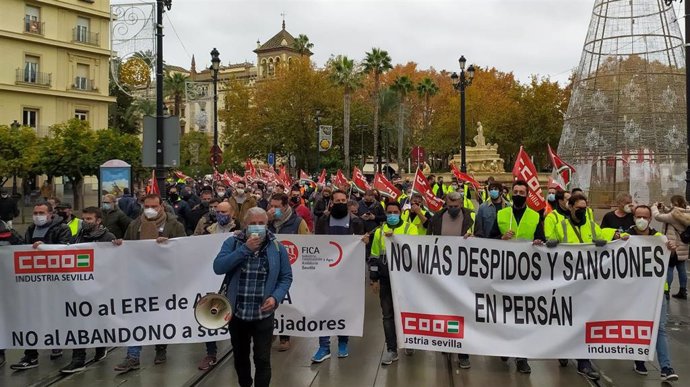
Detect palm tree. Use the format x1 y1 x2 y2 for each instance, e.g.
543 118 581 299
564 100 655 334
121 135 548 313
390 76 413 167
329 55 362 174
362 48 392 171
417 77 439 131
163 70 188 133
293 34 314 57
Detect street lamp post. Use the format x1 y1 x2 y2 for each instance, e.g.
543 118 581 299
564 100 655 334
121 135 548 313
210 48 221 168
315 109 321 172
451 56 475 173
10 120 20 195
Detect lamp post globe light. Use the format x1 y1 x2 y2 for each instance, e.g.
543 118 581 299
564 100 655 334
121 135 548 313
210 48 221 167
451 55 475 173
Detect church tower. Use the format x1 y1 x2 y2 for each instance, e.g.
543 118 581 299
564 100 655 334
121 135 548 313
254 18 312 78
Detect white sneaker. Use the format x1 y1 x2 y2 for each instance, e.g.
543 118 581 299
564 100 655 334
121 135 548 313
381 350 399 365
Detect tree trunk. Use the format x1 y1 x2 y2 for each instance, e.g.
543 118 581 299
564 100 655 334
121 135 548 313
372 73 380 172
397 101 404 170
69 176 85 211
344 91 351 176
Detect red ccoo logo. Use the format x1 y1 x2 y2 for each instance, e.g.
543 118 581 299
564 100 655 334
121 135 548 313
280 241 299 265
401 312 464 339
14 249 94 274
585 320 653 345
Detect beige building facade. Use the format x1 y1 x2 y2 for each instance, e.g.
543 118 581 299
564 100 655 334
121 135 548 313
0 0 115 136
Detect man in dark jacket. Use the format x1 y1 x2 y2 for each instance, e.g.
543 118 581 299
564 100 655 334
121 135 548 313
267 192 309 351
11 202 71 370
117 188 140 219
313 186 333 223
167 186 191 233
61 207 114 373
114 194 186 372
101 194 132 239
427 192 474 238
0 189 20 228
186 189 213 234
313 190 364 361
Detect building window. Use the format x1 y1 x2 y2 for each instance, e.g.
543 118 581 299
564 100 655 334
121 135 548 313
75 110 88 121
24 55 39 83
24 5 42 35
75 17 89 42
23 108 38 128
74 64 91 90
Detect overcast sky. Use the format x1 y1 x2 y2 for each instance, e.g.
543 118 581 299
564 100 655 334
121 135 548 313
114 0 686 85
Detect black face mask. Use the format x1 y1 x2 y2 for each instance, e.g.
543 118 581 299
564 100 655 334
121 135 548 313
331 203 349 219
290 196 300 204
572 208 587 225
447 207 461 219
182 192 192 200
512 194 527 208
201 201 210 209
169 193 179 201
57 211 68 220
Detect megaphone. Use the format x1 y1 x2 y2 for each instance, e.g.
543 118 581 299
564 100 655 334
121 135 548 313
194 293 232 329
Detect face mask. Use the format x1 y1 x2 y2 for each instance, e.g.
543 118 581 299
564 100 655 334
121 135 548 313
635 218 649 231
574 208 587 223
247 224 267 240
623 204 633 214
143 208 159 219
331 203 349 219
489 189 500 200
82 221 97 233
201 201 210 209
274 208 283 219
448 207 461 218
386 214 400 225
451 184 458 190
512 194 527 208
217 213 231 226
182 191 192 199
1 194 9 199
216 190 226 197
290 196 300 204
547 194 556 202
169 193 179 201
102 203 112 211
235 189 245 196
33 215 48 226
57 211 68 219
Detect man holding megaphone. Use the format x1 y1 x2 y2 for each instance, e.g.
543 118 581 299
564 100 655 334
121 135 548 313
213 207 293 387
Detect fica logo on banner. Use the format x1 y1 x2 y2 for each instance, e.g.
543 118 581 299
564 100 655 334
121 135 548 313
584 320 654 356
401 312 464 350
13 249 95 283
279 240 344 271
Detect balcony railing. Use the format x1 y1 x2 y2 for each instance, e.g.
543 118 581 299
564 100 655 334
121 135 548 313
72 77 97 91
72 28 99 46
24 19 44 35
16 68 51 87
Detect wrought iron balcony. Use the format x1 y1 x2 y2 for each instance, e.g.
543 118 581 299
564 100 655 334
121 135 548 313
15 68 51 87
24 18 44 35
72 77 97 91
72 28 99 46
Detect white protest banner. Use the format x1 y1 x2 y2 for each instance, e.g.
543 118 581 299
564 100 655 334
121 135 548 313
0 234 364 349
387 235 668 361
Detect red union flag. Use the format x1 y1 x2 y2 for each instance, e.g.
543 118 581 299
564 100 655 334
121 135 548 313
450 164 481 190
318 169 327 185
411 168 444 213
333 169 350 190
512 146 546 211
14 249 94 274
352 167 371 193
299 170 314 183
401 312 464 339
585 320 653 345
245 159 257 178
373 173 401 200
547 144 576 189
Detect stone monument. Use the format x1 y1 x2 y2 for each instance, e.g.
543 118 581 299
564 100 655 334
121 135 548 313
449 122 505 174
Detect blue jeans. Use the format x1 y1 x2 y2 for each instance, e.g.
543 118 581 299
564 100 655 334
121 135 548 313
319 336 348 348
667 260 687 289
656 294 671 369
127 344 166 359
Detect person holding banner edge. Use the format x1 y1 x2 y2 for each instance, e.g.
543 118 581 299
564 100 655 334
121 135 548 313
546 192 621 381
312 190 365 363
368 201 419 365
621 204 678 382
488 180 545 374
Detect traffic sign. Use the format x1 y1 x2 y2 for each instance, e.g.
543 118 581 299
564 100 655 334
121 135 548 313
411 146 426 163
268 153 275 166
210 154 223 166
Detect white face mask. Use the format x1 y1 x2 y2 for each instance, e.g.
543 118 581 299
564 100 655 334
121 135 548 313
623 204 633 214
235 188 245 196
635 217 649 231
33 215 49 226
143 208 159 219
